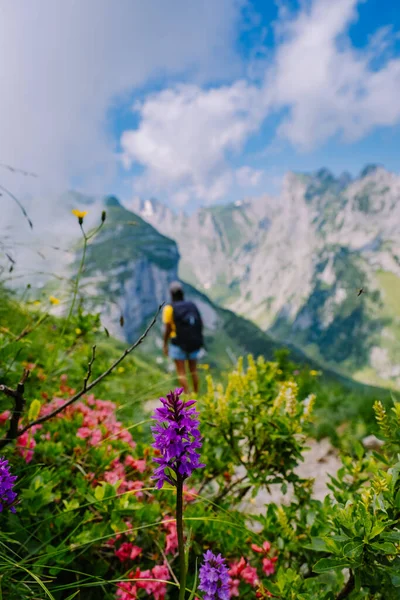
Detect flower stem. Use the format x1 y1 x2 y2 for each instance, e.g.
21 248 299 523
176 475 186 600
62 224 88 335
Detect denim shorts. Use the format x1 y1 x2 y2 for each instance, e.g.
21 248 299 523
169 344 201 361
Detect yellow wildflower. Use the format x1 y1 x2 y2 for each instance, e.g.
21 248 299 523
33 300 41 306
75 328 82 335
309 370 319 377
117 366 125 374
72 209 88 220
374 400 391 438
372 475 389 495
49 296 60 305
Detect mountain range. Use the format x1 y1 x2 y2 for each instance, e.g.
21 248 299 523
129 165 400 388
1 193 314 374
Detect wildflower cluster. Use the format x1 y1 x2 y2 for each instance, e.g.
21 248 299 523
116 564 170 600
251 541 278 576
228 557 259 596
199 550 230 600
151 388 204 488
0 457 18 512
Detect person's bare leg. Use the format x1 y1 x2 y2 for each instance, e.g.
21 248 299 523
174 360 188 393
188 359 199 394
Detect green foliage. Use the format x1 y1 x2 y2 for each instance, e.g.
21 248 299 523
196 355 314 505
258 398 400 599
1 201 399 600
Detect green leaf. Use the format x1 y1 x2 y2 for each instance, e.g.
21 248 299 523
343 541 364 559
372 451 389 465
65 592 80 600
188 558 198 600
369 523 387 540
370 541 397 554
392 573 400 587
303 537 330 552
313 557 352 573
184 530 192 573
390 461 400 492
382 531 400 542
94 485 105 502
28 399 41 421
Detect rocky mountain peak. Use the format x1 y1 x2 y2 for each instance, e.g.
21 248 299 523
359 164 383 179
133 165 400 388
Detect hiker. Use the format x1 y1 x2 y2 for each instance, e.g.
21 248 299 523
162 281 204 394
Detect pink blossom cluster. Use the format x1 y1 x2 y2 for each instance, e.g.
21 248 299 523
227 539 278 597
100 457 146 497
115 542 143 563
251 541 278 577
116 564 170 600
0 410 41 463
0 375 143 469
229 557 259 596
163 518 178 555
16 427 41 463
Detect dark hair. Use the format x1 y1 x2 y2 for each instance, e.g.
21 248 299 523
171 288 184 302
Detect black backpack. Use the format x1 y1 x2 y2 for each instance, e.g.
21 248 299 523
171 300 204 353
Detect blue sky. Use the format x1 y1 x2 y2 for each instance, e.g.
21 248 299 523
2 0 400 210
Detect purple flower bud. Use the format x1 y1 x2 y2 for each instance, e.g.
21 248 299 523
151 388 205 489
198 550 230 600
0 457 18 513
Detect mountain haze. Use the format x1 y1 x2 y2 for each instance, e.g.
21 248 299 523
1 193 315 374
130 165 400 388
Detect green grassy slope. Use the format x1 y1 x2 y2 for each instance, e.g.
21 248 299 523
0 285 170 424
0 282 392 443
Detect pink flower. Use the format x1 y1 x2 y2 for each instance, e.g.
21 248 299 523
130 545 142 560
115 542 142 563
163 518 178 555
115 542 134 562
241 564 259 586
136 564 169 600
89 429 103 446
116 574 138 600
121 479 144 498
76 427 92 439
150 564 170 600
0 411 10 425
86 394 96 405
125 455 146 473
229 557 246 577
104 471 122 486
251 541 271 554
17 431 36 463
183 485 197 502
229 557 259 587
262 557 277 577
229 578 240 597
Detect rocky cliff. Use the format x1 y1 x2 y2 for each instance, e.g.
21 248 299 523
129 165 400 387
2 191 307 373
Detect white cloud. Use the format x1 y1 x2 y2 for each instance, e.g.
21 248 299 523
270 0 400 148
121 82 265 202
121 0 400 205
236 166 263 187
0 0 244 196
2 0 400 212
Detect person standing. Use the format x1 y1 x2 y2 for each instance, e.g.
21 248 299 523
162 281 204 393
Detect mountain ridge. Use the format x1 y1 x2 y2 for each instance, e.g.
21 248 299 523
128 165 400 388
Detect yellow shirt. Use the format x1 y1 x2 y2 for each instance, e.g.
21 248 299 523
162 305 176 338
